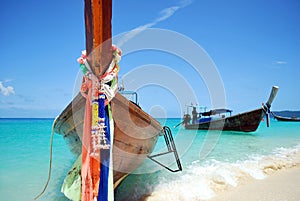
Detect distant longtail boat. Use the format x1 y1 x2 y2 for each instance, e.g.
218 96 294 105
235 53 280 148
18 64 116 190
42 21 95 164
181 86 279 132
272 112 300 122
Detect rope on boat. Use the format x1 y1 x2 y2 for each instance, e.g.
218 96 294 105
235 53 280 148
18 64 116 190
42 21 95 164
32 116 59 201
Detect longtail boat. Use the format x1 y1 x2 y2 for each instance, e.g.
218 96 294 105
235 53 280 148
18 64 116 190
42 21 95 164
272 112 300 122
53 0 181 200
182 86 279 132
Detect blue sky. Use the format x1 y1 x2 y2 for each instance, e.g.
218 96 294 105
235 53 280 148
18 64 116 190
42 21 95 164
1 0 299 118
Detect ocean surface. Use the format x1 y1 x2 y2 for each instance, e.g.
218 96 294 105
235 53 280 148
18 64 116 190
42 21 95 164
0 118 299 201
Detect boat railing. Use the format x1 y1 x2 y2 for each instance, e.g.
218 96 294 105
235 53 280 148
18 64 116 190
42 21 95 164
148 126 182 172
119 90 138 105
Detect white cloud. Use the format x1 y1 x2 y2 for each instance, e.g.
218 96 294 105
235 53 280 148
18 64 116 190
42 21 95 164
156 6 180 22
275 61 287 65
0 81 15 96
179 0 193 7
117 0 193 46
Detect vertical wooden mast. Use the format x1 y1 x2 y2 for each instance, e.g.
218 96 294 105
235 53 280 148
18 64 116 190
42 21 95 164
84 0 112 77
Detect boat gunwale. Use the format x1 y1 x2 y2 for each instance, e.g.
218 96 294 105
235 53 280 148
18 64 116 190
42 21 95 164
54 92 163 136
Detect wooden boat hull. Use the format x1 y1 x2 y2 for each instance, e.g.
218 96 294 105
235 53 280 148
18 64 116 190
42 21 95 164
185 108 265 132
54 92 163 187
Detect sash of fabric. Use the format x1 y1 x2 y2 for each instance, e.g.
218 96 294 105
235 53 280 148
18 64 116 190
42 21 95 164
97 94 113 201
97 78 116 201
79 46 120 201
81 77 101 201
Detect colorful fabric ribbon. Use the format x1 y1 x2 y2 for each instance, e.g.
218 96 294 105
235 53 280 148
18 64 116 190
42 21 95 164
79 46 121 201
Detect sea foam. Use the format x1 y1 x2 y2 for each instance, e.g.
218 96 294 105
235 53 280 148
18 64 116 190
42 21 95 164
145 144 300 201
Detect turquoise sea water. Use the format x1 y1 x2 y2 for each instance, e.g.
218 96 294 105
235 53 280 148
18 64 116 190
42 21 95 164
0 118 299 201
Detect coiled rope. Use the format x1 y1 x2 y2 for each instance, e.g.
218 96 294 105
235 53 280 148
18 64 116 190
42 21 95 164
32 116 59 200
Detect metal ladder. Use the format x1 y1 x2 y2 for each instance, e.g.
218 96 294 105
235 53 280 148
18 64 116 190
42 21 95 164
148 126 182 172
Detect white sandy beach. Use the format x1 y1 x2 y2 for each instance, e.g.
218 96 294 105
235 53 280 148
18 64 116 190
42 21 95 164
209 166 300 201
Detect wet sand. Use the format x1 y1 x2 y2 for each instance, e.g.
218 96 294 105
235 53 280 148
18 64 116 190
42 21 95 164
209 167 300 201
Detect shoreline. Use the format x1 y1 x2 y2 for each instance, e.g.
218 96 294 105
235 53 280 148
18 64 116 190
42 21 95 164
209 166 300 201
